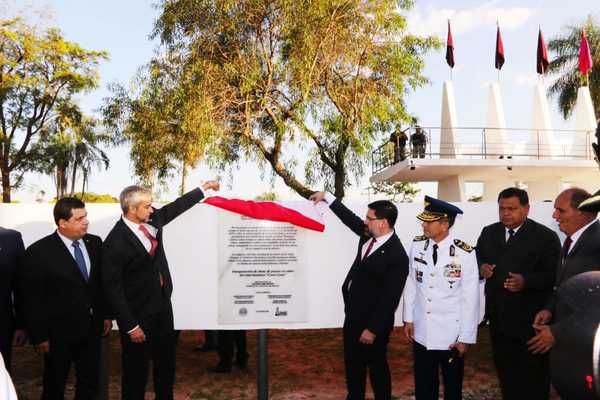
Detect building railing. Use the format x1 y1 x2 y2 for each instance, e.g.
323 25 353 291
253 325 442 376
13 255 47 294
372 126 596 175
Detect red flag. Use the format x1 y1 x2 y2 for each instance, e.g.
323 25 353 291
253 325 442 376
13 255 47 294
495 25 505 70
203 196 325 232
446 20 455 68
579 30 594 77
537 28 549 74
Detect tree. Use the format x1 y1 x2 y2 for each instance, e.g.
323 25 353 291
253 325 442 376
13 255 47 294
102 54 208 194
370 181 420 203
254 191 278 201
112 0 438 199
0 18 107 202
547 15 600 119
30 103 111 199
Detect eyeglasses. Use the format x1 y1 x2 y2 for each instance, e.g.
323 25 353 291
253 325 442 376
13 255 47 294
365 216 383 221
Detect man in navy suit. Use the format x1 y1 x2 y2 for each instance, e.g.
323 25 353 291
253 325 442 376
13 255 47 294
103 181 219 400
310 191 408 400
0 226 26 372
20 197 112 399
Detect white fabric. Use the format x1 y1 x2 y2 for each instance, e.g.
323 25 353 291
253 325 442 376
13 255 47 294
0 353 18 400
56 230 91 276
403 234 480 350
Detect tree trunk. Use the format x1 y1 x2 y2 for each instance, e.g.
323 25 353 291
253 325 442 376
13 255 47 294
180 161 187 196
333 165 346 199
267 157 313 199
70 161 78 196
1 168 11 203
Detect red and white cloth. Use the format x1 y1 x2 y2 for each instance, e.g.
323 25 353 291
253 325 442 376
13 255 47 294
203 196 326 232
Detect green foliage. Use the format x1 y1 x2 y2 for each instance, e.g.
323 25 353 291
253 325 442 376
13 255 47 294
106 0 439 199
52 192 118 203
370 181 420 203
254 191 279 201
547 15 600 119
0 18 108 202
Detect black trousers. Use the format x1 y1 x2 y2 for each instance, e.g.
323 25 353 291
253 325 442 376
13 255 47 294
41 330 101 400
217 330 248 367
412 341 464 400
120 301 176 400
489 324 550 400
343 321 391 400
0 323 13 372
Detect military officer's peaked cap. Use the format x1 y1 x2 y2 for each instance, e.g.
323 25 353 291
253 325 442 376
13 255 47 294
578 189 600 212
417 195 463 222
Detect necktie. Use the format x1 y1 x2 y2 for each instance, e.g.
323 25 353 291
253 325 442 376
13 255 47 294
562 236 572 259
363 238 377 259
507 229 515 244
138 224 164 287
432 244 438 265
139 224 158 256
72 241 89 281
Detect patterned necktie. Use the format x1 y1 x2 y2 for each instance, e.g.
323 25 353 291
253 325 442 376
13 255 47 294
72 240 89 281
139 224 158 256
362 238 377 259
432 244 439 265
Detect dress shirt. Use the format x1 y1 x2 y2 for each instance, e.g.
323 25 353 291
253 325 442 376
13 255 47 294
57 230 91 276
504 223 523 242
122 216 158 252
566 219 597 255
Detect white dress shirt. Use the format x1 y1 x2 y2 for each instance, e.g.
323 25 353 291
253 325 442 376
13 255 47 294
57 230 91 276
566 219 597 255
122 216 158 252
504 223 523 242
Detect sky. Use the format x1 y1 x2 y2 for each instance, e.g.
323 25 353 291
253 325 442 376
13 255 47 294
6 0 600 202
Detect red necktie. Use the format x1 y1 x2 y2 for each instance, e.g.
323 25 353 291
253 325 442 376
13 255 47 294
363 238 377 259
139 225 163 287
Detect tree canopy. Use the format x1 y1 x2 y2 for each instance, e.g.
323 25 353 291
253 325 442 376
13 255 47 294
0 18 108 202
106 0 439 198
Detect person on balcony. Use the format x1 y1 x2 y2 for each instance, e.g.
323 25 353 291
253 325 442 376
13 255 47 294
390 125 408 163
411 126 427 158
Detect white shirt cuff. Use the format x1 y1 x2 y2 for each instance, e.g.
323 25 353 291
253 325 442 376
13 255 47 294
128 325 140 334
323 192 336 204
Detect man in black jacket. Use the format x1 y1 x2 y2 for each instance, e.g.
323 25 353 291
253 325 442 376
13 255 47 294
20 197 111 399
529 188 600 357
476 187 560 400
310 191 408 400
0 226 26 372
102 181 219 400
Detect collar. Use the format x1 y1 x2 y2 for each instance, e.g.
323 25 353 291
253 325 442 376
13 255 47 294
505 221 525 235
56 230 82 248
372 230 394 245
432 234 452 249
569 219 597 244
122 215 141 231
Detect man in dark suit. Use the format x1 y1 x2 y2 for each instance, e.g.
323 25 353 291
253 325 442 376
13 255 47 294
310 191 409 400
476 187 561 399
529 188 600 356
103 181 219 400
20 197 111 399
0 226 26 372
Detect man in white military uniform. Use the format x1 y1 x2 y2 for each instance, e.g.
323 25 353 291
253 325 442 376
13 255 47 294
403 196 479 400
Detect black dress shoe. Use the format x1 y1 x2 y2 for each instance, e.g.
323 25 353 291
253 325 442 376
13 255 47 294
207 364 232 373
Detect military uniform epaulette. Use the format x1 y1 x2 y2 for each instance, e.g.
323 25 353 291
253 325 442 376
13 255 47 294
413 235 428 242
453 239 474 253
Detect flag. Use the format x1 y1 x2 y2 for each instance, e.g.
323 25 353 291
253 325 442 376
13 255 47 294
536 28 549 74
203 196 325 232
446 20 455 68
495 25 505 70
579 29 594 77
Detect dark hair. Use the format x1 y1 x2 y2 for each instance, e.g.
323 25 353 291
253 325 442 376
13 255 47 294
568 188 592 210
498 187 529 206
368 200 398 227
447 217 456 229
53 197 86 225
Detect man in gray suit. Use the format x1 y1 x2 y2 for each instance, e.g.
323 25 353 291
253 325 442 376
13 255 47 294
528 188 600 354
